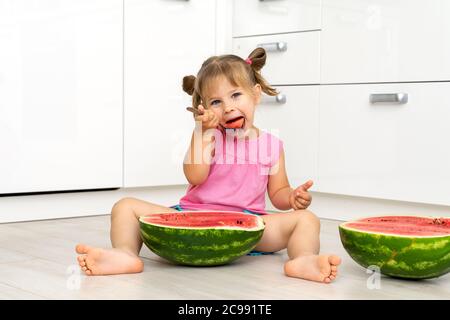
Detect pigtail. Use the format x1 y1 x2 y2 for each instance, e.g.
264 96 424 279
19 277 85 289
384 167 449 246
182 75 196 96
182 75 202 112
246 48 278 96
247 47 266 72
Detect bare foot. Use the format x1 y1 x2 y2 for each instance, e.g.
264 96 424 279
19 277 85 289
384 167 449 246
75 244 144 276
284 254 341 283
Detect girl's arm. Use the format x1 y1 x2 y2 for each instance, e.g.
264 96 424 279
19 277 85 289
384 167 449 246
267 150 313 211
183 127 214 185
267 150 294 210
183 105 218 185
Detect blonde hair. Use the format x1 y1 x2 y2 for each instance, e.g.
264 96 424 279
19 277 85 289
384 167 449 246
182 48 277 110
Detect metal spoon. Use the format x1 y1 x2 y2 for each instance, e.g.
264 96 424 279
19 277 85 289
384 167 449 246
186 106 203 116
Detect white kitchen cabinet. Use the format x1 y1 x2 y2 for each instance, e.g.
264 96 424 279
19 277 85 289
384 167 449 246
321 0 450 83
255 86 319 187
0 0 123 194
318 82 450 206
233 31 320 85
124 0 216 187
233 0 321 37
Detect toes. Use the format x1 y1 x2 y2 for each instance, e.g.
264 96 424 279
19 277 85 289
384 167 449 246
331 265 337 272
323 277 331 283
77 255 86 265
329 255 341 266
75 244 91 254
329 275 336 281
82 266 87 271
319 256 332 272
85 269 92 276
84 257 96 273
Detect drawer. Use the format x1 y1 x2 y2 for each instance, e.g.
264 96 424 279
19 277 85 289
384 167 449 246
233 31 320 85
255 86 319 187
233 0 321 37
321 0 450 83
318 82 450 206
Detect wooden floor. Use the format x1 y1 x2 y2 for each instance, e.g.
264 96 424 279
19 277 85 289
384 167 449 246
0 215 448 300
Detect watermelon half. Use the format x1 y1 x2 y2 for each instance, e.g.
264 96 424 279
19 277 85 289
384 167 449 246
339 216 450 279
139 211 265 266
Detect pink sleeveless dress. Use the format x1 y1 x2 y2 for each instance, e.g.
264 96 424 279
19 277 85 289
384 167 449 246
179 129 283 214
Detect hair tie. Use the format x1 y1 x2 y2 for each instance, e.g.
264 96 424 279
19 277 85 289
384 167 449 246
245 58 252 65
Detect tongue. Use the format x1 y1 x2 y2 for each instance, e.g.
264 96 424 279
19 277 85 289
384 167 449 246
224 117 244 129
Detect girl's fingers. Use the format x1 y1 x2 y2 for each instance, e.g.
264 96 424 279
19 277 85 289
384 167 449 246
291 202 298 210
295 196 310 206
297 180 313 193
300 199 311 206
295 191 311 202
194 114 205 123
290 195 299 210
295 200 306 209
202 115 220 129
197 113 212 124
191 106 220 129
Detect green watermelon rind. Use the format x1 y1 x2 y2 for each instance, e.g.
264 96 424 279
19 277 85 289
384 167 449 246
139 216 265 266
339 223 450 279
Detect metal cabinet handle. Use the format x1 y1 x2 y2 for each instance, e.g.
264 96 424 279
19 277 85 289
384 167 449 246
275 93 287 104
261 93 287 105
257 42 287 52
369 93 408 104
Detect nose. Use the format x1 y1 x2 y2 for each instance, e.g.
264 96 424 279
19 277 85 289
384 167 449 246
224 100 235 113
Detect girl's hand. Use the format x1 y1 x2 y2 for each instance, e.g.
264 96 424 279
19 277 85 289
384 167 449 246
289 180 313 210
187 105 219 130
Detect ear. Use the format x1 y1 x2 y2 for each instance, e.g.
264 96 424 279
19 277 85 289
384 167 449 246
253 84 262 105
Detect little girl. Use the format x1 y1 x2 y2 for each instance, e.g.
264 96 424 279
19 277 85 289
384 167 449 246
76 48 341 283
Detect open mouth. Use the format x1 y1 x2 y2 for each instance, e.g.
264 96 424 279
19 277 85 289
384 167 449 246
224 116 245 129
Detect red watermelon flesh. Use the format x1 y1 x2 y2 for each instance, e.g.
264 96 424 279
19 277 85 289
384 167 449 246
343 216 449 236
141 211 262 229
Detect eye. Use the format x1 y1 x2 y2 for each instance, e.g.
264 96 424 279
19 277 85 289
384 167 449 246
232 92 242 99
210 100 221 107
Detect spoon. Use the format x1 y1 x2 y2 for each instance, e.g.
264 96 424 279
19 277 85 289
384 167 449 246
186 106 203 116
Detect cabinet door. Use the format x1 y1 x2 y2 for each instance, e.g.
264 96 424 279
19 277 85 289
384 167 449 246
124 0 216 187
0 1 123 194
233 0 321 37
319 83 450 206
233 31 320 85
321 0 450 83
255 86 319 187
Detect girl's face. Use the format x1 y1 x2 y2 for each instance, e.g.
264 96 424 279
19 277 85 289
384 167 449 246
204 76 261 134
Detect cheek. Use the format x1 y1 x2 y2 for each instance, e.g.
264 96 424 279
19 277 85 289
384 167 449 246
212 109 222 119
241 100 256 118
